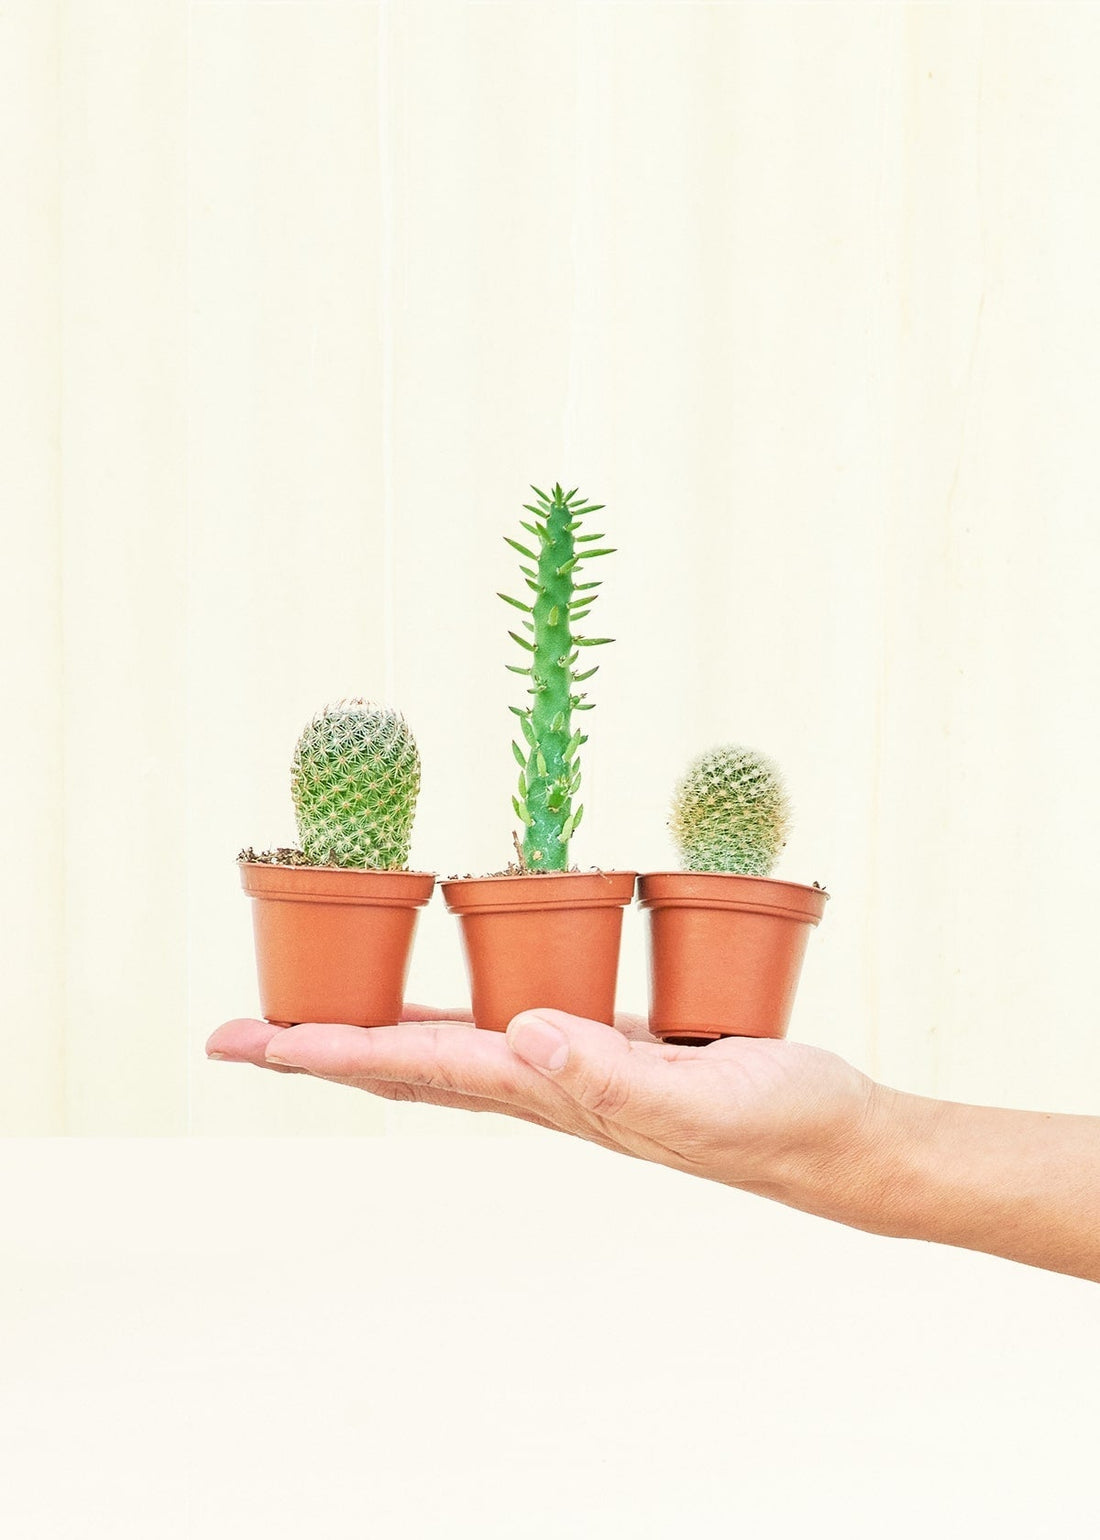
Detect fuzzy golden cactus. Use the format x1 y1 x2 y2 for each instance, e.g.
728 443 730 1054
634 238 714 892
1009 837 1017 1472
670 745 790 876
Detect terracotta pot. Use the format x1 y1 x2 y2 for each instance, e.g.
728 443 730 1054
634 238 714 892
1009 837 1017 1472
240 862 435 1027
637 873 828 1045
440 871 638 1033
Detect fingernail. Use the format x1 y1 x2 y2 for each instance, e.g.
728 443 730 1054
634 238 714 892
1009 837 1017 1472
507 1013 569 1072
207 1050 228 1060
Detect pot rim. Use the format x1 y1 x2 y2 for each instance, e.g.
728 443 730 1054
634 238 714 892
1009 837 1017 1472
238 861 437 877
638 870 827 895
440 869 637 915
637 870 828 923
240 863 437 907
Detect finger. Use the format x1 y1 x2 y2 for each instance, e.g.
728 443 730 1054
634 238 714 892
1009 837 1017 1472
504 1008 671 1126
400 1002 475 1024
405 1002 652 1041
211 1007 646 1057
207 1013 476 1069
400 1001 656 1043
266 1023 630 1154
206 1018 307 1073
207 1017 591 1135
265 1019 554 1109
212 1016 671 1160
210 1014 582 1127
612 1011 659 1043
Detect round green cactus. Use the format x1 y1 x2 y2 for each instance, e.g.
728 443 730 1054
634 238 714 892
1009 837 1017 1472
290 698 420 869
670 745 790 876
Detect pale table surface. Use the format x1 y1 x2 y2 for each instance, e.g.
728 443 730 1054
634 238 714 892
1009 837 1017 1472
1 1125 1095 1539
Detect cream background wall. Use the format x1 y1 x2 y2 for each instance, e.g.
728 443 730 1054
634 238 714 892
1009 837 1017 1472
6 0 1100 1134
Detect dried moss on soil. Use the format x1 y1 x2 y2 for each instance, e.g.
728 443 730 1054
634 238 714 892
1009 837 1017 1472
444 863 596 879
237 847 611 879
236 846 408 871
239 847 825 888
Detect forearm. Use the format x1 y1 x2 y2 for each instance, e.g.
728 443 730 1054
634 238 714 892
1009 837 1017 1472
811 1088 1100 1282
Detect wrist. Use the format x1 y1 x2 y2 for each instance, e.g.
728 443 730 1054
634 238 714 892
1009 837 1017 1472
749 1068 1100 1281
777 1079 944 1235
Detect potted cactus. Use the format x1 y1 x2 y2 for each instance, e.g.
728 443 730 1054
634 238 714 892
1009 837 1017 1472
440 484 637 1032
238 698 435 1027
637 746 828 1045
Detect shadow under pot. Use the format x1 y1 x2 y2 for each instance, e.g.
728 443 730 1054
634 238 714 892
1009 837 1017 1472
440 871 638 1034
637 872 828 1046
240 862 436 1027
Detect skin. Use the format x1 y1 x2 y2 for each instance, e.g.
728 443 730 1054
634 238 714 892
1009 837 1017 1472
207 1007 1100 1284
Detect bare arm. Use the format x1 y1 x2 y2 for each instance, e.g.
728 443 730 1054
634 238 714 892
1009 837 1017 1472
826 1089 1100 1281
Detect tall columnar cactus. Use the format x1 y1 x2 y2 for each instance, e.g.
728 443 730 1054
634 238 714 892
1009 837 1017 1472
670 745 791 877
290 698 420 869
499 483 615 871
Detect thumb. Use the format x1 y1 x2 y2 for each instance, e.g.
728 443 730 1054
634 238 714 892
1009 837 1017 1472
506 1008 657 1122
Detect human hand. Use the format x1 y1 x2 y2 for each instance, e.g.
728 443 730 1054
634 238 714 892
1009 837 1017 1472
208 1006 1100 1280
206 1006 885 1221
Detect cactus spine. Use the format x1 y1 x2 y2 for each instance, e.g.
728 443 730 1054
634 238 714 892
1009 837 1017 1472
290 698 420 869
499 483 615 871
670 745 790 877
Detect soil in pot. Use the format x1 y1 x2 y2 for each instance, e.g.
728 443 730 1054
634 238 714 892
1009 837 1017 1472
240 861 436 1027
440 870 638 1034
637 872 828 1044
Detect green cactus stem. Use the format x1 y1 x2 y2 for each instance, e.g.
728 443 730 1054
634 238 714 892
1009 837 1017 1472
670 745 791 876
289 698 420 869
499 483 615 871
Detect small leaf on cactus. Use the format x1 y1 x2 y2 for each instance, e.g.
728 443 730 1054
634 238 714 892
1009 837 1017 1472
670 745 791 877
